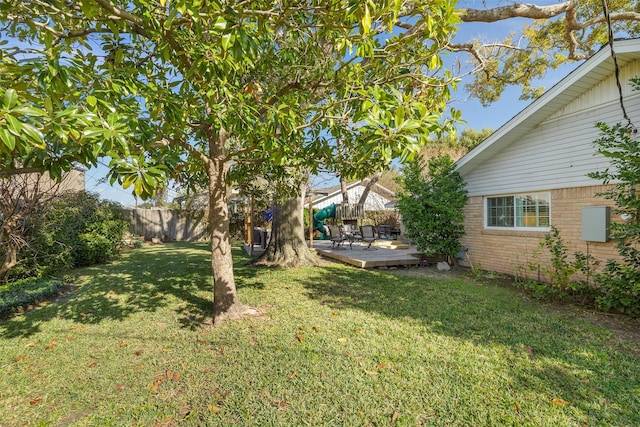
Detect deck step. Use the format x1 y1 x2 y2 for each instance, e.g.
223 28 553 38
373 240 410 249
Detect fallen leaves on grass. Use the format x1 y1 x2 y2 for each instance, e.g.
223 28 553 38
272 400 288 410
551 397 570 405
289 371 299 379
295 333 304 343
392 411 399 423
151 369 181 393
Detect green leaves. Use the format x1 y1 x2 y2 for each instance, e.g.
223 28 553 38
108 156 169 199
397 155 467 257
0 0 461 211
3 88 17 109
0 87 46 154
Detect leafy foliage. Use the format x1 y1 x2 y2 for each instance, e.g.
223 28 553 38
396 154 467 258
0 0 464 319
523 225 599 302
0 277 64 317
10 192 129 279
588 115 640 315
458 1 640 105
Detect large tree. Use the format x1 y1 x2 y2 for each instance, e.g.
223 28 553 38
0 1 459 323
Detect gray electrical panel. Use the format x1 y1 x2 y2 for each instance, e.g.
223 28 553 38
581 206 610 242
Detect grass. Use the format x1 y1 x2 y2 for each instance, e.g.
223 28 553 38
1 242 639 426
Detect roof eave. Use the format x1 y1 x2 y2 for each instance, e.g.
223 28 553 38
455 38 640 176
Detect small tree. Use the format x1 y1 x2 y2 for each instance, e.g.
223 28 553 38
588 102 640 315
397 155 467 260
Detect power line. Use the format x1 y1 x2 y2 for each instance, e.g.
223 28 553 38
602 0 636 130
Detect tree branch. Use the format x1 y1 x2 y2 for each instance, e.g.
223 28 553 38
0 167 44 177
459 1 577 22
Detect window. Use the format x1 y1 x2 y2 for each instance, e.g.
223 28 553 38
486 193 550 229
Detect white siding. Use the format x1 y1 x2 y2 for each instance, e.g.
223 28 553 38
312 186 392 211
463 60 640 197
546 59 640 121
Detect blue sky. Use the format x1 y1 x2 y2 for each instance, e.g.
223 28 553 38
86 1 578 205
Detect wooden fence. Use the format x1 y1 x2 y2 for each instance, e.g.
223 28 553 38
125 208 208 242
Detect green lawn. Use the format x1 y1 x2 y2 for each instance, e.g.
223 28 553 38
1 242 639 426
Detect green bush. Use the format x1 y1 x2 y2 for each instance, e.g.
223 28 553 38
588 118 640 316
76 232 112 265
0 277 65 317
396 155 467 259
519 225 599 304
10 191 129 279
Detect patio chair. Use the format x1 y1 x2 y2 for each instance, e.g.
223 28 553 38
359 225 377 249
327 225 346 249
341 224 359 249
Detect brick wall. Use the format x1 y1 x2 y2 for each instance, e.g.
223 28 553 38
459 185 620 281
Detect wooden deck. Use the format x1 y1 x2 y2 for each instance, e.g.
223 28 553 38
244 239 422 269
311 240 420 269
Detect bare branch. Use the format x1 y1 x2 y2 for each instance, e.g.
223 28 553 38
459 1 577 22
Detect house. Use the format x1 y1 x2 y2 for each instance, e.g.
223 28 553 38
5 166 85 198
455 38 640 278
306 179 396 211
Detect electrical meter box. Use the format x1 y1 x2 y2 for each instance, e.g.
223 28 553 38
581 206 610 242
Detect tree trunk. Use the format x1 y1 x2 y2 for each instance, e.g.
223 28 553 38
254 181 320 267
0 220 20 280
358 171 382 205
340 176 349 204
207 132 255 324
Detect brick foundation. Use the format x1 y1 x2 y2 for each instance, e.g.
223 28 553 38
459 185 620 281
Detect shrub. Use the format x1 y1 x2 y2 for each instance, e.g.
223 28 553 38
522 225 599 303
588 117 640 316
10 192 129 279
396 155 467 259
0 277 65 317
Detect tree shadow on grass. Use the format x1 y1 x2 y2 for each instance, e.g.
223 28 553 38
0 242 264 337
297 262 640 425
